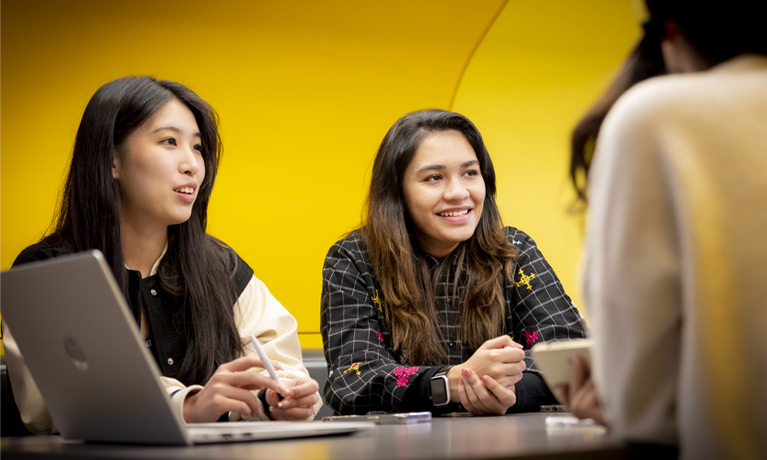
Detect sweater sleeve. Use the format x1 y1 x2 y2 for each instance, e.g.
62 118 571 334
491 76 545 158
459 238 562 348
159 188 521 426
229 275 323 421
582 82 680 445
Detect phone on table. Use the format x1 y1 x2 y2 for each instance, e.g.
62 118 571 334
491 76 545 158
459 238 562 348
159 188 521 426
323 411 432 425
530 338 593 401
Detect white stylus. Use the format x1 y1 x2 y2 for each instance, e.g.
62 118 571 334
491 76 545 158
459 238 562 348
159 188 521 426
249 333 286 397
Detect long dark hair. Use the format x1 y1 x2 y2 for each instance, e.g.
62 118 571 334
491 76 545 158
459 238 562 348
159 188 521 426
47 76 241 385
363 109 518 365
571 0 767 206
569 34 666 206
645 0 767 65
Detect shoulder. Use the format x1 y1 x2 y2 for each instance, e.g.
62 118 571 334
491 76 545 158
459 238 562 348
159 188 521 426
12 238 75 267
206 237 254 295
325 230 370 262
503 226 537 252
604 56 767 141
323 230 378 283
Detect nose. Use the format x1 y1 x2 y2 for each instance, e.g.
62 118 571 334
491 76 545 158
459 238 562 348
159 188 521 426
179 146 200 176
443 177 470 201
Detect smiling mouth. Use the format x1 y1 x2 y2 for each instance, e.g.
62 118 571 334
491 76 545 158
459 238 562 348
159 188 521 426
438 209 469 217
175 187 194 195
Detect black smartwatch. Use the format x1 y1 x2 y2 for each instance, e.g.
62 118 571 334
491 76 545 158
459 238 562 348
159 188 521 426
430 369 451 406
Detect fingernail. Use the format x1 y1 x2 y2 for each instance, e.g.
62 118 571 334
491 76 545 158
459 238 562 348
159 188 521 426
462 368 472 377
459 378 464 386
481 375 489 383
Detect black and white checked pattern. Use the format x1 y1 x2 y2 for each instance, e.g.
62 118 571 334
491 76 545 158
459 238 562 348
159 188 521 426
320 227 586 415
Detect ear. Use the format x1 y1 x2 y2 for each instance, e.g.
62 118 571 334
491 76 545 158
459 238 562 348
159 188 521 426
112 152 121 180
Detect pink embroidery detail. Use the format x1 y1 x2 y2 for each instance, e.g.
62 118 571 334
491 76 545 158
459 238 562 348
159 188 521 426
523 329 540 348
393 366 419 387
376 329 384 343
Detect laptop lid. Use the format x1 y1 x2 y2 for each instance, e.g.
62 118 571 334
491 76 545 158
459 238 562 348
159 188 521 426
1 250 374 445
2 250 192 444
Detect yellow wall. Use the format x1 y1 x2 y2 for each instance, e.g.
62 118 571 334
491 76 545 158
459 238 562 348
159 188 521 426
1 0 640 349
455 0 641 313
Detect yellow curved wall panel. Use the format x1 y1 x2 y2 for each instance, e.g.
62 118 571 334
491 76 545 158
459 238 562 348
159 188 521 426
1 0 505 348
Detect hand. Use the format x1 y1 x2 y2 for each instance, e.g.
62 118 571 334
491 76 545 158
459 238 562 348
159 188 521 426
448 335 525 401
264 376 320 421
457 367 517 415
558 356 606 425
182 356 292 423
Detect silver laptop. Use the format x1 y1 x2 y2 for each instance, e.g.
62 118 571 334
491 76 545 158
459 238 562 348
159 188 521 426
1 250 374 444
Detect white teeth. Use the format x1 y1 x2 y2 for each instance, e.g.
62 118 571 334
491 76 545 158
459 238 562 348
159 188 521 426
176 187 193 194
439 209 469 217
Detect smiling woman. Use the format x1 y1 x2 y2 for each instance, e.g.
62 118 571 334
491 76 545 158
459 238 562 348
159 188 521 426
320 109 587 416
402 130 486 259
1 76 323 435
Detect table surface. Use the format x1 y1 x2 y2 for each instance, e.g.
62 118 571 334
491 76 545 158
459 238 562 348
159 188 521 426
1 413 635 460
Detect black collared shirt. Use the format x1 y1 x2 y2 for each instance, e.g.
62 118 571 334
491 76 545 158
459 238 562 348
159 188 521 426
321 226 587 415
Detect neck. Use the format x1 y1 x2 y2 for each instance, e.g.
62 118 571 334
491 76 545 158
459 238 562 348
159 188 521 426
120 218 168 278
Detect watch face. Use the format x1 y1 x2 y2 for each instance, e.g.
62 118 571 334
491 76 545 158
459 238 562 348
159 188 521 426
430 375 449 406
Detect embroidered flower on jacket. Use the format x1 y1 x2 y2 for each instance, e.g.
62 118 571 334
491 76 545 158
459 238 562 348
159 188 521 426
372 290 384 312
376 329 384 343
343 362 361 376
393 366 419 387
517 269 536 290
523 329 540 348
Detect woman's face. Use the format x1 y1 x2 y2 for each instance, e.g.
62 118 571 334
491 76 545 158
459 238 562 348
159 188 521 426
401 130 486 258
112 98 205 233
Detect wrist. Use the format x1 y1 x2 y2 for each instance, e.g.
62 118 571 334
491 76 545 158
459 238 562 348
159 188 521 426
447 365 463 403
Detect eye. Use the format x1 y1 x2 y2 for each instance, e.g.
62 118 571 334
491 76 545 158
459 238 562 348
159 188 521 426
424 174 442 182
465 169 480 177
193 143 203 152
160 137 177 146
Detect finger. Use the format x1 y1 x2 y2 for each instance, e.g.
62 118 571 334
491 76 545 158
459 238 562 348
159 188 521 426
265 388 316 408
479 375 516 409
218 355 266 372
286 378 320 398
558 384 570 405
461 369 493 414
274 393 319 410
481 335 516 350
234 370 292 397
202 383 262 418
571 356 590 388
457 376 479 413
488 346 526 366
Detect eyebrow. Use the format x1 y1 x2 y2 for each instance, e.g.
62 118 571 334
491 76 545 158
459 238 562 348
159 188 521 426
152 126 202 137
415 160 479 175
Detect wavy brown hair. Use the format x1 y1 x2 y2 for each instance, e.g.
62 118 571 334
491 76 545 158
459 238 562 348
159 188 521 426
363 109 518 365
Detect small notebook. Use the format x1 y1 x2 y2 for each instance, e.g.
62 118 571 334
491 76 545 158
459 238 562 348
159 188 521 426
1 250 374 444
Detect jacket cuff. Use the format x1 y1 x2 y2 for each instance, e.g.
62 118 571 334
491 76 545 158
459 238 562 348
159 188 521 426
169 384 204 423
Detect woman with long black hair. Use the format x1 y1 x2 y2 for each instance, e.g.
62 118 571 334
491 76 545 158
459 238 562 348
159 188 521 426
3 76 321 434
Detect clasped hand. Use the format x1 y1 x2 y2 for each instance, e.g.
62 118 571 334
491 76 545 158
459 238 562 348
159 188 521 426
449 335 526 415
183 355 319 422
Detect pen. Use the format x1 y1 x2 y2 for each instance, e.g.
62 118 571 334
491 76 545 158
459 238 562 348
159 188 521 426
249 333 286 399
